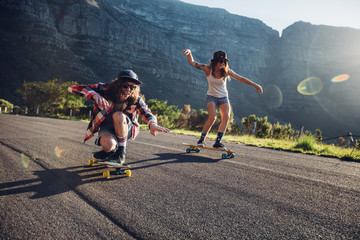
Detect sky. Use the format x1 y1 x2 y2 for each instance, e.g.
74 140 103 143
180 0 360 34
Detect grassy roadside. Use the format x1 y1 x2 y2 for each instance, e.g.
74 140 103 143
147 126 360 162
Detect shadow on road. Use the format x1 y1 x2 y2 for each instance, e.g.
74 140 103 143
0 164 124 199
129 152 221 171
0 151 220 199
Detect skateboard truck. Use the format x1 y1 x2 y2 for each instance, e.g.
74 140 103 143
89 158 131 179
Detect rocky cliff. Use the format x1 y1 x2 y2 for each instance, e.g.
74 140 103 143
270 22 360 136
1 0 359 137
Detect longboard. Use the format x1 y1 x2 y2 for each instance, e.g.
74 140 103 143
89 158 131 178
183 143 235 159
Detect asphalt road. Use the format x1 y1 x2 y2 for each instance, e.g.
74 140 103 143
0 114 359 239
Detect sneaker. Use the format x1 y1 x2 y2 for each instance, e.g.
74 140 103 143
213 142 226 149
106 146 126 166
92 150 115 160
197 139 205 147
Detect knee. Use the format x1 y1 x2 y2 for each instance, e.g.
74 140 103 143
113 112 127 124
222 114 230 122
100 135 117 152
208 114 217 123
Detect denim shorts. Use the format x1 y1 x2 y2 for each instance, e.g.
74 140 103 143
206 95 229 107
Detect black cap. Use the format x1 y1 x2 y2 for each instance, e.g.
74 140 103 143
117 69 142 85
212 51 229 62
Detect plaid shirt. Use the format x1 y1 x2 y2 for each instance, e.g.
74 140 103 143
68 83 157 142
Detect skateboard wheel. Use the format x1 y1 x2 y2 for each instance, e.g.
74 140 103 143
186 148 191 153
89 159 95 166
103 171 110 179
230 153 235 158
124 169 131 177
195 148 200 153
222 153 228 159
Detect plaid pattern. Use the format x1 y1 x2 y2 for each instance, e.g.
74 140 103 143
68 83 156 142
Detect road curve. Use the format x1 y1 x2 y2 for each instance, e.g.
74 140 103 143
0 114 359 239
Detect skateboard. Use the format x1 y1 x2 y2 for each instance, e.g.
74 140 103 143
183 143 235 159
89 158 131 179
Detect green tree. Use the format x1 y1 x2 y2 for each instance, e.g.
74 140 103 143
61 81 87 114
17 79 86 115
17 79 57 113
0 99 14 110
147 99 180 128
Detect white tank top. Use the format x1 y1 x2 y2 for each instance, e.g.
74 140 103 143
206 70 229 98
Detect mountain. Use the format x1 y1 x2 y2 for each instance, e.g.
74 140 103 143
1 0 359 137
271 22 360 137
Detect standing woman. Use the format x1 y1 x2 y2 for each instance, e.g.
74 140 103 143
181 49 263 149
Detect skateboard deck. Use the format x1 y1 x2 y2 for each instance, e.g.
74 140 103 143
183 143 235 159
89 158 131 178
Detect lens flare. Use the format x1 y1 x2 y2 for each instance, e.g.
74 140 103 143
20 153 31 168
55 146 65 158
331 74 350 83
263 84 283 109
297 77 323 95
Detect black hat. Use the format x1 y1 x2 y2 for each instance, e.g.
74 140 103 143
212 51 229 62
117 69 142 85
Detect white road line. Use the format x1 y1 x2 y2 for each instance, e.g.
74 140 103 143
226 159 359 191
135 141 181 152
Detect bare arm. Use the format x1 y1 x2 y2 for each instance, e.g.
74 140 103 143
229 69 263 93
181 49 210 74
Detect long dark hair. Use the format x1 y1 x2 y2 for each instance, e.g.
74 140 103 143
107 78 140 104
210 59 229 79
210 50 230 79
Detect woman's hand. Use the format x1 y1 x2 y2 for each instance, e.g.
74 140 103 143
181 49 191 56
181 49 208 72
92 94 109 110
254 84 263 94
149 122 170 136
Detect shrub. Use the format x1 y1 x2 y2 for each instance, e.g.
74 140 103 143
271 122 295 139
271 122 282 139
315 129 322 142
241 115 271 137
228 122 243 135
147 99 181 128
241 115 257 134
256 122 271 138
338 137 347 147
188 109 209 131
